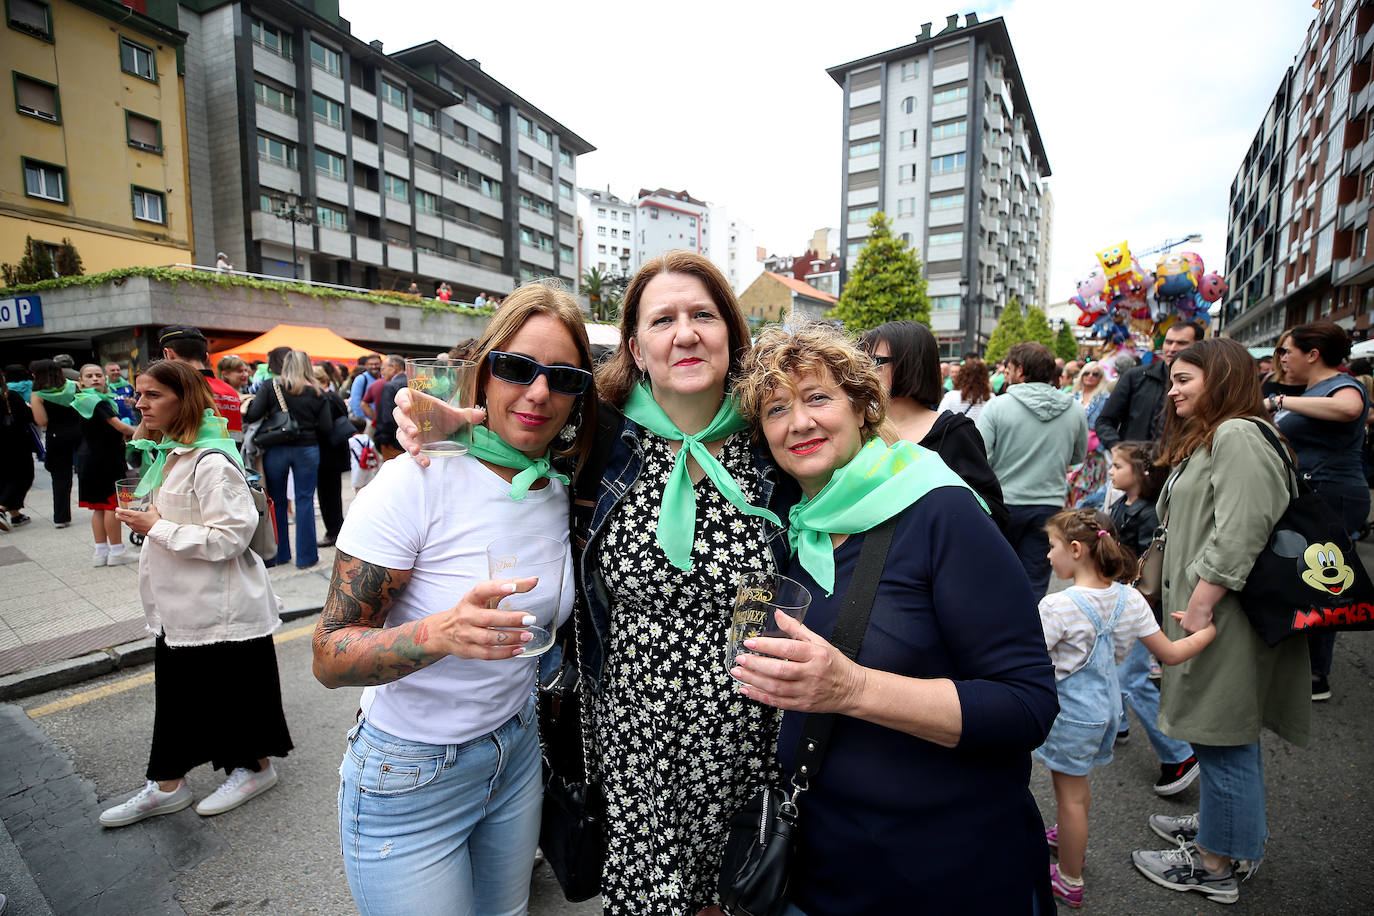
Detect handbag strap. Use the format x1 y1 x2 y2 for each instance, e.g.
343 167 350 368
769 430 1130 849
1244 418 1300 500
272 379 289 415
788 515 898 794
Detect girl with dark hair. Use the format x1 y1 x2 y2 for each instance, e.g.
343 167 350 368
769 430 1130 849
101 359 291 828
860 321 1009 531
1270 320 1368 700
1037 509 1215 908
937 356 993 420
74 364 136 566
0 366 37 530
28 358 81 527
1132 338 1306 906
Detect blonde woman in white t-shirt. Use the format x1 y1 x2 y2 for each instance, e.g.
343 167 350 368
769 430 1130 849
312 283 598 916
1033 508 1216 909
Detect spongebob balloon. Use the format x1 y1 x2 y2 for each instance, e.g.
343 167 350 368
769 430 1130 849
1097 242 1147 303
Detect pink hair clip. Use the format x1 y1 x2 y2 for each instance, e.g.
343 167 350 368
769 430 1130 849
1097 529 1109 538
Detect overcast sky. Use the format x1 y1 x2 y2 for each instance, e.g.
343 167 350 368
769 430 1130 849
343 0 1321 303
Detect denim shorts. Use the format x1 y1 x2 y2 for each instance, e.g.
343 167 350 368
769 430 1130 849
337 693 541 916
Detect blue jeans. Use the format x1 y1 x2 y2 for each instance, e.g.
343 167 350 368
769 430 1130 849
1117 641 1193 765
1005 505 1059 598
337 696 542 916
262 443 319 568
1194 742 1267 861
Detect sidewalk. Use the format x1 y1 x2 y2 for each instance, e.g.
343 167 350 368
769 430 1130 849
0 464 348 699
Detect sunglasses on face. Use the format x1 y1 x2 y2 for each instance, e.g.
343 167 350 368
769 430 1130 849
871 355 894 366
1082 371 1101 377
487 351 592 395
1275 346 1290 356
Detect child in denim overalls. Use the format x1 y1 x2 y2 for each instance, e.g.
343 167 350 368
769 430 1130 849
1033 509 1217 908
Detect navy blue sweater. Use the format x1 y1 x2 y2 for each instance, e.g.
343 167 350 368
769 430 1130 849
778 487 1058 915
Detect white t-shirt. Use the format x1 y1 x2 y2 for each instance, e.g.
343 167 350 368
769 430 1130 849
1038 584 1158 681
336 453 574 745
938 388 987 423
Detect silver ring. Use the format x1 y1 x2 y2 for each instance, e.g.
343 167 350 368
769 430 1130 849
496 631 508 645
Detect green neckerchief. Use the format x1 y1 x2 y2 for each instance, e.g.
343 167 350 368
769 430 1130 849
127 409 242 497
35 379 78 407
252 364 274 382
622 381 782 570
788 438 989 596
466 424 569 500
73 387 118 419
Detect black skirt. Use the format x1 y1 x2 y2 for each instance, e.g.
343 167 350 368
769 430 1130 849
147 634 294 780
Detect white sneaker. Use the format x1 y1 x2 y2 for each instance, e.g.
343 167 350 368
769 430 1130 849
99 780 192 827
91 549 108 567
195 763 278 816
106 550 136 566
0 509 11 532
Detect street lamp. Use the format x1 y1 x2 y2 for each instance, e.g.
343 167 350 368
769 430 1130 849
972 272 1006 356
270 193 315 280
959 277 971 357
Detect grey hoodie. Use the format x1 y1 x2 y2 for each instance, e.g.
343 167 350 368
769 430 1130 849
975 382 1088 505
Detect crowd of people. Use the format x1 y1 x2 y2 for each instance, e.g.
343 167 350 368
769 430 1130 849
0 254 1367 914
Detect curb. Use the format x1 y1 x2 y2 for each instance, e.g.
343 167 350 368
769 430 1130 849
0 604 322 702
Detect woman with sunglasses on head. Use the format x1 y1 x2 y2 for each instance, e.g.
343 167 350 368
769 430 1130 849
1066 361 1114 508
313 282 597 916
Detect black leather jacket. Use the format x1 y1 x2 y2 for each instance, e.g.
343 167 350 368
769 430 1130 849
1095 358 1169 451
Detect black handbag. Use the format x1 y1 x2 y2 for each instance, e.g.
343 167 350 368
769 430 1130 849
326 394 355 447
537 606 605 902
1238 420 1374 646
718 518 897 916
255 381 299 448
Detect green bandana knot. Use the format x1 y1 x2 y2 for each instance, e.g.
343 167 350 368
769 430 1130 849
787 438 988 596
622 382 782 570
127 410 242 497
466 425 570 500
35 379 78 408
73 387 118 419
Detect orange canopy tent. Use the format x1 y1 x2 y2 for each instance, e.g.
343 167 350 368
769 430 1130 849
210 323 373 365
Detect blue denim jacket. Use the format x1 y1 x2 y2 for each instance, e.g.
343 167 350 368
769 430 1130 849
570 404 799 693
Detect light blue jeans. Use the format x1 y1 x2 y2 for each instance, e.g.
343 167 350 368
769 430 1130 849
1117 641 1194 765
1194 742 1268 862
337 695 542 916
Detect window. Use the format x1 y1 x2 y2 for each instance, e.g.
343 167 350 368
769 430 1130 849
412 106 435 129
536 127 551 148
312 93 343 128
14 73 58 122
255 81 294 115
610 228 618 238
414 189 438 216
8 0 51 40
559 148 573 167
900 128 918 149
650 206 659 219
518 115 533 136
480 175 501 199
849 139 881 157
932 84 969 105
597 226 607 236
931 119 967 140
929 231 963 247
252 18 292 59
120 37 156 82
849 204 878 223
469 95 497 121
314 148 344 180
381 80 406 109
126 112 161 152
622 212 631 222
560 181 573 200
897 163 918 183
597 244 607 254
257 134 296 168
131 187 165 223
22 158 63 201
897 197 916 217
930 192 964 211
561 244 574 264
316 202 348 231
597 208 607 218
901 96 915 114
310 40 341 77
847 239 866 256
384 173 409 201
931 152 966 173
932 295 961 311
900 60 918 81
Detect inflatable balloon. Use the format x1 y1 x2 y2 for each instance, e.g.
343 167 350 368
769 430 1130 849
1097 242 1147 303
1197 272 1228 303
1070 239 1229 343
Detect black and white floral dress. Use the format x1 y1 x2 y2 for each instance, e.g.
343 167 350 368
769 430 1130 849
595 430 782 915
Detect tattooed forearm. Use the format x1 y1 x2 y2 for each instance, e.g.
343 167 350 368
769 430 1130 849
312 550 439 688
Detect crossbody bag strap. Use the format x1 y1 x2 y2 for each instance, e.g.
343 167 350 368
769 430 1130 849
788 514 899 794
1245 418 1300 500
272 380 289 415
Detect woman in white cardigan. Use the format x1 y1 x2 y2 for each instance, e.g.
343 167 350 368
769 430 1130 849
101 359 291 828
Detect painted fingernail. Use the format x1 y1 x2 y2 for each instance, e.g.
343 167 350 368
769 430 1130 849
503 582 518 593
511 647 524 656
519 631 533 642
520 615 536 626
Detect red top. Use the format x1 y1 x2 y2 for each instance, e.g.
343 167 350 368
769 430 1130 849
362 377 386 413
202 370 243 432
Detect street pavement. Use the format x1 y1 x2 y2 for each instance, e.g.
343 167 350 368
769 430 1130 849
1 464 1371 913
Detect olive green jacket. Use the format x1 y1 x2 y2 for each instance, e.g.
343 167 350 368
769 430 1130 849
1156 418 1311 748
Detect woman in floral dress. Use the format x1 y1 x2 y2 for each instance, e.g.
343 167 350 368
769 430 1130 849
1066 361 1113 507
573 252 799 914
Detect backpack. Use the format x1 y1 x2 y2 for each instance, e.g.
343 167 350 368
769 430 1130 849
354 438 380 470
193 449 278 566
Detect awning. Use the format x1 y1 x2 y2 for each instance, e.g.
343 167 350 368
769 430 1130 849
209 323 374 365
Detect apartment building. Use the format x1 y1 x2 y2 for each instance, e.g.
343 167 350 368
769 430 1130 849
635 188 710 265
827 13 1051 357
578 186 636 279
1239 0 1374 342
2 0 193 273
179 0 591 299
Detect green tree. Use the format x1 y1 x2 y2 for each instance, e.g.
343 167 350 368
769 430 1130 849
55 238 84 277
0 236 55 287
602 288 623 324
581 266 607 320
1054 321 1080 362
1021 305 1055 349
984 302 1025 364
827 212 929 331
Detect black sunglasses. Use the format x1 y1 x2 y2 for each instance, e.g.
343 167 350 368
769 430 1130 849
487 351 592 395
872 355 894 366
